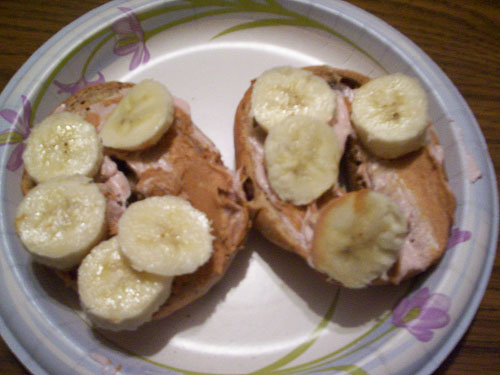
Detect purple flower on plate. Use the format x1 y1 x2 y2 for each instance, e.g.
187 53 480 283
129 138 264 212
54 72 105 95
0 95 31 171
446 228 472 250
392 287 451 342
112 7 150 71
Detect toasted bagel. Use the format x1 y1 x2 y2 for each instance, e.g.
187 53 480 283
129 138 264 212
22 81 251 319
234 65 455 285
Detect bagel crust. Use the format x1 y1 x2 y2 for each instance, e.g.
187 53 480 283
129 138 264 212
234 65 455 285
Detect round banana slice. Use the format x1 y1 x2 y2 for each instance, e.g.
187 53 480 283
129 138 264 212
100 79 174 151
264 115 341 205
118 196 214 276
251 66 337 132
23 112 102 183
78 237 173 331
351 73 429 159
312 190 408 288
14 176 107 270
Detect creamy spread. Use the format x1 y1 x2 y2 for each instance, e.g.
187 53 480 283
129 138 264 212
428 141 444 166
249 126 312 252
331 93 353 155
101 159 131 203
353 130 456 284
97 156 131 235
123 152 174 176
363 161 438 283
249 88 350 253
173 97 191 115
465 152 482 183
456 128 482 183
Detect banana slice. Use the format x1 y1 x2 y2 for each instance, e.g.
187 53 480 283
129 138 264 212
351 73 429 159
251 66 337 132
100 79 174 151
118 196 214 276
312 190 407 288
78 237 173 331
264 115 341 205
23 112 102 183
14 176 107 270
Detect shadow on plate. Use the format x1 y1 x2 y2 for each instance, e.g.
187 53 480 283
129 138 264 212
93 242 254 356
31 262 81 312
253 231 413 328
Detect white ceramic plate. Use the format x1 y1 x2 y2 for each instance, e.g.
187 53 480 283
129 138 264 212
0 1 497 374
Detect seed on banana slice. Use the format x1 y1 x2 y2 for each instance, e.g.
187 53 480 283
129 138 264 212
312 190 408 288
100 79 174 151
78 237 173 331
118 196 214 277
14 176 107 270
264 115 341 205
351 73 429 159
251 66 337 132
23 112 102 183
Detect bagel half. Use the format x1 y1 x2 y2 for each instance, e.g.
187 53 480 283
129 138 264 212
22 81 251 319
234 65 455 285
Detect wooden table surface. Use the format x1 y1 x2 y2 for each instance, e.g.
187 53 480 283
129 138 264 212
0 0 498 374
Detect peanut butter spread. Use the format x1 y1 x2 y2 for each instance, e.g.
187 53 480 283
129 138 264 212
123 108 249 318
59 88 247 251
121 108 248 274
53 85 248 318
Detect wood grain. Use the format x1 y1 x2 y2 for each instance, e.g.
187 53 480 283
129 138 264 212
0 0 498 374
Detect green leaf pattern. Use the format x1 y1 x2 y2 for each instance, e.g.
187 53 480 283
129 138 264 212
0 131 24 145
